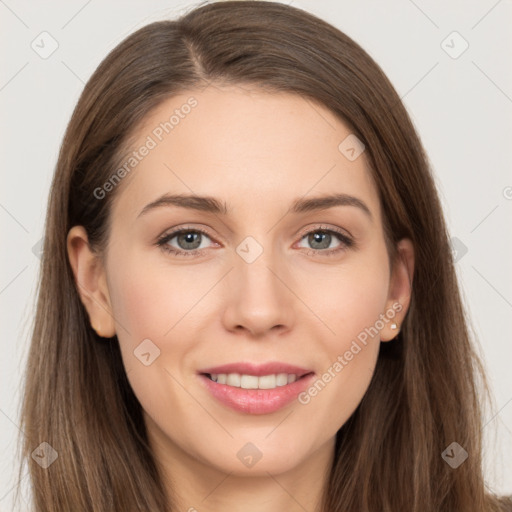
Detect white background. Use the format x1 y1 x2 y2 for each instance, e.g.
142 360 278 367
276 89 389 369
1 0 511 509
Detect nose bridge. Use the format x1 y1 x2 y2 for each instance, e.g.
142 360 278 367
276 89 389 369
222 233 295 335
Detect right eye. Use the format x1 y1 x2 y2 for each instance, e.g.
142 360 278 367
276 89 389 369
156 227 218 257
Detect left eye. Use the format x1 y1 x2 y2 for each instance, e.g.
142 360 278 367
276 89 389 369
297 229 352 251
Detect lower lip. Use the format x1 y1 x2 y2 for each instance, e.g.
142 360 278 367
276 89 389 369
198 373 316 415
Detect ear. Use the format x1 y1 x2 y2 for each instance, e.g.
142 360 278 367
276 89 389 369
66 226 116 338
380 238 414 342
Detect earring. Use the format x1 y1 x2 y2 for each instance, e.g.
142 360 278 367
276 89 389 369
390 323 398 330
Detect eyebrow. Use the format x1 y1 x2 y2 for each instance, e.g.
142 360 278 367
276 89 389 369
137 192 373 221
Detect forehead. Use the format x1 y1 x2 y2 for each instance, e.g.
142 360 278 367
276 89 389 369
110 84 381 225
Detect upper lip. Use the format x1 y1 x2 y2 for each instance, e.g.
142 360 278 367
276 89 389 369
198 362 314 378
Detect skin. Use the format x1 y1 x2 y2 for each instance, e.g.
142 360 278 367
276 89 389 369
67 84 414 512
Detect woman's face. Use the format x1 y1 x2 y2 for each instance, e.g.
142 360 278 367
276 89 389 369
69 84 413 478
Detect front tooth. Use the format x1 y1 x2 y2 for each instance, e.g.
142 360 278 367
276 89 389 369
226 373 241 387
240 375 259 389
212 373 299 389
276 373 288 386
258 374 276 389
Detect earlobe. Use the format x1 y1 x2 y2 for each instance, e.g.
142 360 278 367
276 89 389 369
381 238 415 342
66 226 116 338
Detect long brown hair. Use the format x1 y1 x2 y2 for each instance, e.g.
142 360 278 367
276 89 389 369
16 1 512 510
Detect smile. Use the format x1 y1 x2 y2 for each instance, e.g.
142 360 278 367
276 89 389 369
198 371 315 415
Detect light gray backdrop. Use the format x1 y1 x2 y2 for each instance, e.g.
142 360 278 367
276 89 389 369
1 0 511 509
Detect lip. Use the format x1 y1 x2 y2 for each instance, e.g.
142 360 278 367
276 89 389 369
197 362 315 415
197 362 313 378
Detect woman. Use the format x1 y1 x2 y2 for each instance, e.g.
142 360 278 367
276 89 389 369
17 1 512 510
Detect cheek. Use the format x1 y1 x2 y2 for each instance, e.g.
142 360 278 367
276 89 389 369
109 271 166 340
300 254 389 417
314 259 390 349
104 253 174 384
333 279 388 345
106 250 215 400
107 251 206 343
105 256 201 428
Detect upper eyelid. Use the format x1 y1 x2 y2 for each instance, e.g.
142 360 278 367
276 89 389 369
296 224 352 240
157 226 216 246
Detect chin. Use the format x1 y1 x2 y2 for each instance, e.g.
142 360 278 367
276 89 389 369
196 436 313 477
212 453 303 477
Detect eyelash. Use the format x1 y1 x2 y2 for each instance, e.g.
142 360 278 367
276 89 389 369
156 225 355 258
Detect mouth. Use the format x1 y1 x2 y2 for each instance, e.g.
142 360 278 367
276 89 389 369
201 371 314 390
196 362 316 414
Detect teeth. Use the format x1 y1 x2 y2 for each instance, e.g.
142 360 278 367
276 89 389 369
241 374 260 389
226 373 241 387
208 373 301 389
276 373 288 386
258 374 276 389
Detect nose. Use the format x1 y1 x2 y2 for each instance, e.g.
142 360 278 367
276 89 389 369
221 243 296 338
